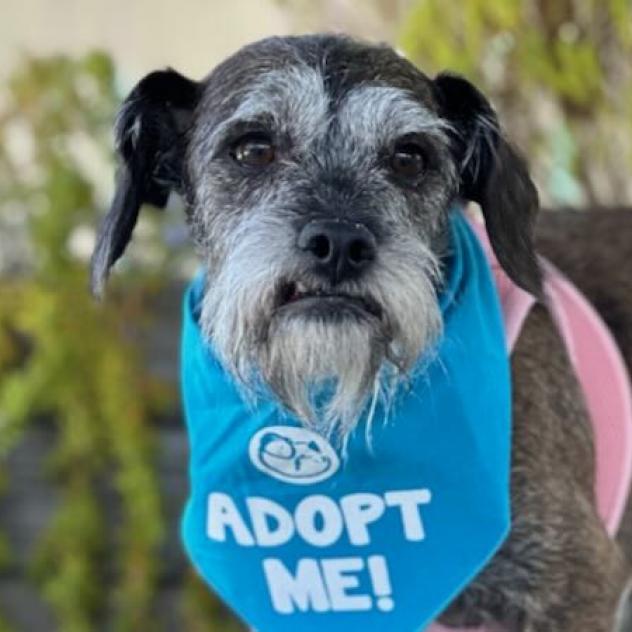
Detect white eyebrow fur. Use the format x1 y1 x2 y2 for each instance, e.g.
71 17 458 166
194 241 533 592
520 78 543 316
337 85 453 149
205 65 331 152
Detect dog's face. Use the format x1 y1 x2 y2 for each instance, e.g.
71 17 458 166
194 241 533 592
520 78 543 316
91 35 541 440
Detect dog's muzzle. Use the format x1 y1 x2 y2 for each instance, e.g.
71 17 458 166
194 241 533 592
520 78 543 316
273 218 381 321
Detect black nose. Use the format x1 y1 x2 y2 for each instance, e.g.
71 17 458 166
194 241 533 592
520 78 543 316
297 219 377 284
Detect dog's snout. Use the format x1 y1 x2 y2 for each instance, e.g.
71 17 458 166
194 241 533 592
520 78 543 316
297 219 377 284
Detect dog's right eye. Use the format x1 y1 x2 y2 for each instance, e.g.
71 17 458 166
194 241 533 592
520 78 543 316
231 133 275 168
390 142 426 180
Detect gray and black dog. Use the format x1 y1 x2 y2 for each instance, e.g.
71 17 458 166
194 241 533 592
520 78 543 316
90 34 632 631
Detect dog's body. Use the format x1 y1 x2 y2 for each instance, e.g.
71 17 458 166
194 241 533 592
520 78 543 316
91 35 632 631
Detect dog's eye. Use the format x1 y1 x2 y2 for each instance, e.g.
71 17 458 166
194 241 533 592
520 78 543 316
390 143 426 179
231 133 275 167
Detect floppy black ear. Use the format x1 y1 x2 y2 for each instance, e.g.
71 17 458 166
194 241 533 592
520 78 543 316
434 73 542 296
90 69 200 296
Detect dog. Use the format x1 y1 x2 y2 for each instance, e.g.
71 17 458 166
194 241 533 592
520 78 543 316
90 34 632 631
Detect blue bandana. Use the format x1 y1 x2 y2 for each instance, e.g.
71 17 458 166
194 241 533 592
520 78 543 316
180 211 511 632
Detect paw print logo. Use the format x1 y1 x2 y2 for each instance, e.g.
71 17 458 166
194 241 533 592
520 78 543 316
248 426 340 485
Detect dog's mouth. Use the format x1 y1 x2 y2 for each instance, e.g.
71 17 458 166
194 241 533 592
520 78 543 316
276 281 382 320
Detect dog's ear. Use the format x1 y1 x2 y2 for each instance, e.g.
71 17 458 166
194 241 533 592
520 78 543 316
434 73 542 296
90 69 200 296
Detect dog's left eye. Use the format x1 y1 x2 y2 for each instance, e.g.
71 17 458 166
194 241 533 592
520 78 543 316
390 143 426 179
231 133 275 167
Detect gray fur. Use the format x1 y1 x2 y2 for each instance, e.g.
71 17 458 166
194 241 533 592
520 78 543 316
192 65 331 174
191 62 449 439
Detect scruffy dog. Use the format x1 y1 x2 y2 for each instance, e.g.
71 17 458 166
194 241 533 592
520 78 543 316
91 35 632 631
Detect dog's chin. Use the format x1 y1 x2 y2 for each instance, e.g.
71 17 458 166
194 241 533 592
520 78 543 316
260 294 391 440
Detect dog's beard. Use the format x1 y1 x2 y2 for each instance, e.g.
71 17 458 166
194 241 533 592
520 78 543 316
261 310 388 440
200 216 442 443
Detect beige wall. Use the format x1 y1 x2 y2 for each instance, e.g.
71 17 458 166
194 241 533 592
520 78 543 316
1 0 292 87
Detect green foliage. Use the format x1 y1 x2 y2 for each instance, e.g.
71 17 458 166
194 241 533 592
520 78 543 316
0 52 234 631
181 572 246 632
0 52 166 631
400 0 629 106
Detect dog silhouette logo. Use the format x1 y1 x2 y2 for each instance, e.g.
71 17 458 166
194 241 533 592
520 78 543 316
248 426 340 485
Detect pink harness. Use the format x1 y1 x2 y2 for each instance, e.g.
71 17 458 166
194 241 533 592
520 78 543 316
428 217 632 632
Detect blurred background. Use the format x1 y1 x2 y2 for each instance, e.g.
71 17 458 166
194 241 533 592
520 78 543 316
0 1 631 630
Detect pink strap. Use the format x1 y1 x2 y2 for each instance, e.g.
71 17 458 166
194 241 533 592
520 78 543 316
427 217 632 632
542 260 632 535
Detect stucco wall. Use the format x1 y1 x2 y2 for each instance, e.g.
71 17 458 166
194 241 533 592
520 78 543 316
1 0 291 87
